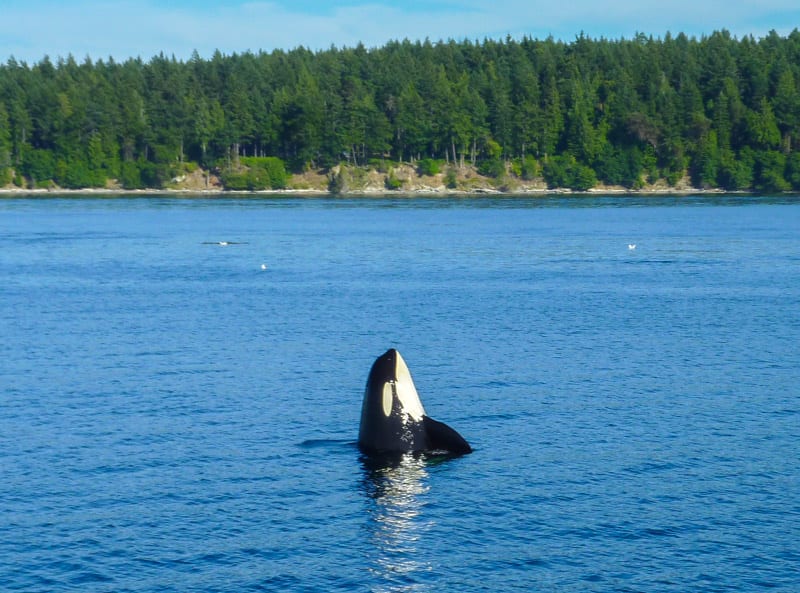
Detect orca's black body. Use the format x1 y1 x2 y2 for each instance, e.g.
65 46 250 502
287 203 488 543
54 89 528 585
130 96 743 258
357 349 472 455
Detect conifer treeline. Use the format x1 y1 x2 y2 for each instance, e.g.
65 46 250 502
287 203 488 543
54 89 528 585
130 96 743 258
1 30 800 191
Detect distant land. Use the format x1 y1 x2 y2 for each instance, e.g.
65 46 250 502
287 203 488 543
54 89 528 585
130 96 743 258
0 161 717 196
2 30 800 194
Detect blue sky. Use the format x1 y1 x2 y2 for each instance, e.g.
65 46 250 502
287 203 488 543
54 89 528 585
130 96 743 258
2 0 799 63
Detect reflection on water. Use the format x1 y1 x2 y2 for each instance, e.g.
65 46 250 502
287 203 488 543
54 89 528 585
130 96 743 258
360 453 433 592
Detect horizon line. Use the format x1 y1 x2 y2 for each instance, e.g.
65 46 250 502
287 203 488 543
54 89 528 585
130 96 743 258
4 27 798 67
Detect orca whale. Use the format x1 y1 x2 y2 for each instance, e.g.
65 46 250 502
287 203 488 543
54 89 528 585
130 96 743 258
358 349 472 455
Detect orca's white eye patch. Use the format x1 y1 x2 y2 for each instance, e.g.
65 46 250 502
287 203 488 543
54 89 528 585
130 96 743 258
393 351 426 421
382 382 393 417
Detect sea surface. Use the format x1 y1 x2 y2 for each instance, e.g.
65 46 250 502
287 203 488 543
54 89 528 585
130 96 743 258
1 193 798 592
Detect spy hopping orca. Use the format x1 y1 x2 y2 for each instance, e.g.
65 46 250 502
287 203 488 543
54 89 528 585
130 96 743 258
358 349 472 456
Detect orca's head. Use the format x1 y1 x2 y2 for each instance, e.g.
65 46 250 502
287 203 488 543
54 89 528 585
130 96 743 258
358 349 427 452
365 349 426 420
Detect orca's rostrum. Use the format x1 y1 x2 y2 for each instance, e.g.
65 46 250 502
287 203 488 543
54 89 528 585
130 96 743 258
358 349 472 455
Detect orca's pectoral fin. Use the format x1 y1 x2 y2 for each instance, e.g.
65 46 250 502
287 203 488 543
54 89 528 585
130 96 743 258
422 415 472 455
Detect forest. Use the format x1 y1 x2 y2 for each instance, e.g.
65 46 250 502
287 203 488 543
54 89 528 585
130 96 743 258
1 29 800 192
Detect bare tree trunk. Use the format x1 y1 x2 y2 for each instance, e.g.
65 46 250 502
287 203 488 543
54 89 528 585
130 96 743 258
17 126 26 164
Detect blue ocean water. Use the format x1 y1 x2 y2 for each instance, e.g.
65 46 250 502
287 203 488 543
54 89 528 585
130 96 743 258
1 194 798 592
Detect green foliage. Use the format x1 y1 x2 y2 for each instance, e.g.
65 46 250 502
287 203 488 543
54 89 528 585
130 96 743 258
220 157 287 190
120 161 143 189
328 168 348 194
754 151 790 193
594 145 643 188
691 131 721 189
20 149 56 184
485 139 503 160
786 152 800 190
0 103 11 184
417 158 441 177
250 156 286 189
219 171 249 191
385 168 402 190
642 145 658 184
745 99 781 149
520 156 540 180
718 149 754 190
326 165 368 193
572 165 598 191
445 167 458 189
662 151 689 187
370 158 396 174
139 160 171 188
56 158 90 189
543 156 597 191
477 158 505 178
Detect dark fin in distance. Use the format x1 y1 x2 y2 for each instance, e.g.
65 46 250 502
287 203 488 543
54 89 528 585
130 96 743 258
422 416 472 455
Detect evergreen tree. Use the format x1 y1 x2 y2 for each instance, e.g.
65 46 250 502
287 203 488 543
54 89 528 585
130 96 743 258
0 102 11 184
772 68 800 151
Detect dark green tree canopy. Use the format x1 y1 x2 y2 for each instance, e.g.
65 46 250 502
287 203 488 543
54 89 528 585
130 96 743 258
2 30 800 191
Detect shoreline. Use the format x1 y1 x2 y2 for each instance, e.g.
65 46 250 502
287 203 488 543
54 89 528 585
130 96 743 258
1 163 782 197
0 186 753 197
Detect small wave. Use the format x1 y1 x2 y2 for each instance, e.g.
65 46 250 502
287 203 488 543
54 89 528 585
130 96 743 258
481 380 513 388
622 460 682 475
70 571 114 585
643 526 679 538
624 258 678 264
255 574 303 590
297 438 357 450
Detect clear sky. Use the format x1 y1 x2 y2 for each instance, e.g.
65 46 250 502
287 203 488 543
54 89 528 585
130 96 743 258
2 0 799 63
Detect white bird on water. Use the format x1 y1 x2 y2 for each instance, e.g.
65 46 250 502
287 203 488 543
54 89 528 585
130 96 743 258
261 263 267 270
628 244 636 250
